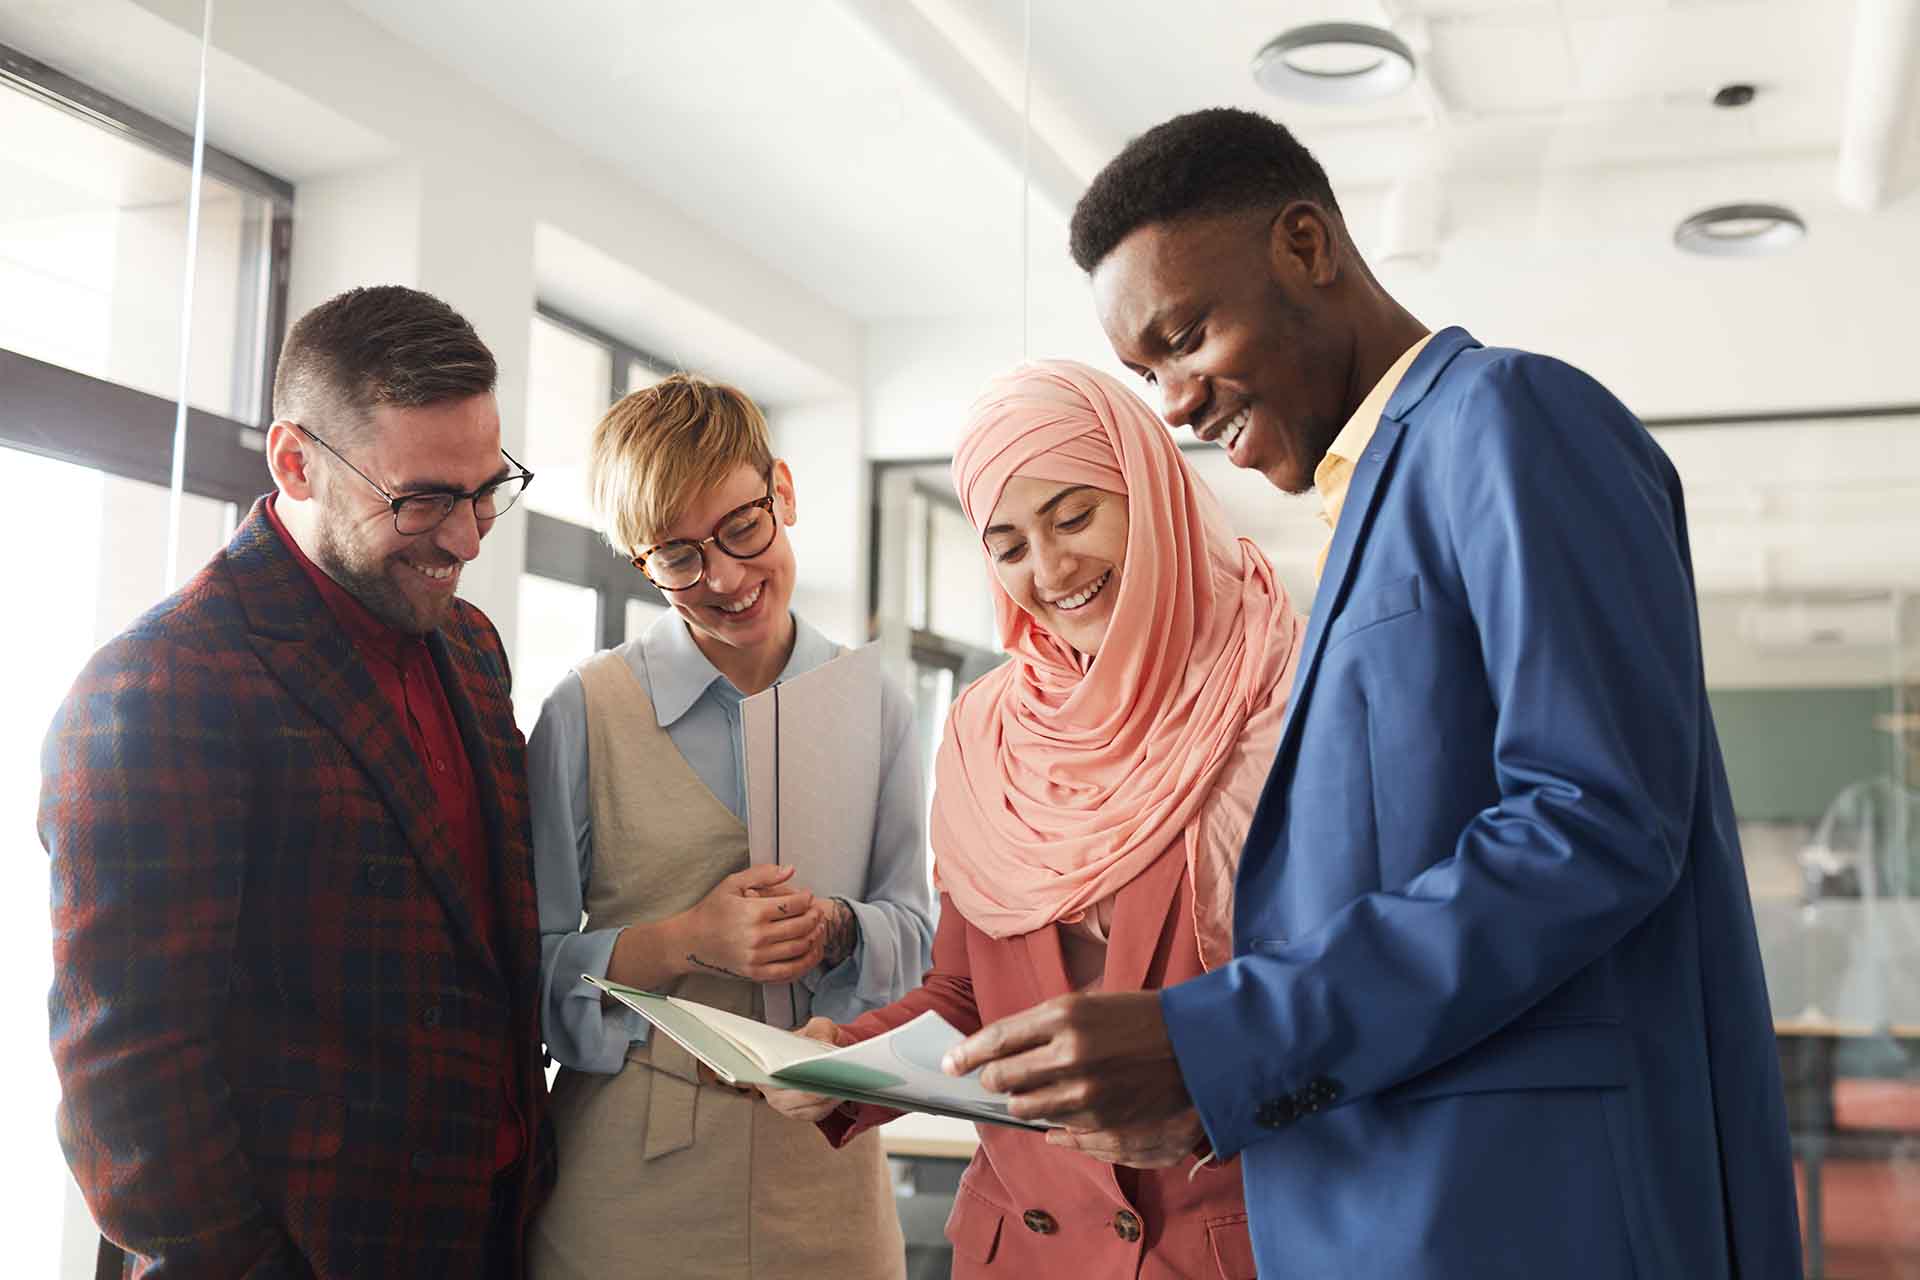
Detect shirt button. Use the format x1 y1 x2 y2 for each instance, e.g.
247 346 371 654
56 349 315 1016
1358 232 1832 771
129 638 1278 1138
1112 1210 1142 1242
421 1005 442 1029
435 760 447 773
1021 1209 1057 1235
410 1151 431 1174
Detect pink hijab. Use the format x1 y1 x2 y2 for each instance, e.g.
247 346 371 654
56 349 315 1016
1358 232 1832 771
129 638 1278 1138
932 359 1302 970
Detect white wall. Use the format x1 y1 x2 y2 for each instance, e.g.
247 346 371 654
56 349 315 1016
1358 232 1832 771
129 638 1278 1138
772 396 867 645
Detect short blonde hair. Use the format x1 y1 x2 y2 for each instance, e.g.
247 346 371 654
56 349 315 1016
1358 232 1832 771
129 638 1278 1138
589 373 775 559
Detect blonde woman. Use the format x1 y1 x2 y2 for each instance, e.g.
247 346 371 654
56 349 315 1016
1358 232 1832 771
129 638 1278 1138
525 374 931 1279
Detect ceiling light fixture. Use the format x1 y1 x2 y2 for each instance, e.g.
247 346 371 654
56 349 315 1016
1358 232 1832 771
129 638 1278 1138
1673 203 1806 257
1252 22 1417 106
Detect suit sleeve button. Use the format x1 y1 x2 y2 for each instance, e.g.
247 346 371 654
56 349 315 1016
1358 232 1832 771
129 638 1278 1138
1112 1210 1142 1242
1256 1098 1299 1129
1022 1209 1057 1235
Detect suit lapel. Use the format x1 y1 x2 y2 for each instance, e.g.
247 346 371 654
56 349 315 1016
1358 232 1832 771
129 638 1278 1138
1265 328 1481 779
1270 417 1409 771
1021 924 1071 1005
1234 330 1483 923
228 505 500 975
432 620 529 995
1101 844 1185 996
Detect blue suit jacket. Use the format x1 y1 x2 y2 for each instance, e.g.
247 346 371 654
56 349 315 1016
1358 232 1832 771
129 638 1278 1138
1161 329 1801 1278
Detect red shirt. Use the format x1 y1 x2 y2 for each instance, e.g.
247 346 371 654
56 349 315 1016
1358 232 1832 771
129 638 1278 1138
266 496 524 1171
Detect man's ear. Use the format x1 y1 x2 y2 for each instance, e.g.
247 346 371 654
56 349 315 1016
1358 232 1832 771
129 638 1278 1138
266 421 317 500
1269 201 1341 289
771 458 798 526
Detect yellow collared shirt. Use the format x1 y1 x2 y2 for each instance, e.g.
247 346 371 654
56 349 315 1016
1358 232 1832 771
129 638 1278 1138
1313 333 1434 584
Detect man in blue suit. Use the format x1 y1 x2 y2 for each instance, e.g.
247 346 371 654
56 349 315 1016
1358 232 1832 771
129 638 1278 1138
945 108 1802 1276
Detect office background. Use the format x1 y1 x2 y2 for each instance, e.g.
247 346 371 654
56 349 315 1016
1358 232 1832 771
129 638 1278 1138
2 1 1917 1275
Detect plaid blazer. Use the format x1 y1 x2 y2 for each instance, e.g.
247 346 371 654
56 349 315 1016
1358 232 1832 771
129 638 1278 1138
40 500 555 1278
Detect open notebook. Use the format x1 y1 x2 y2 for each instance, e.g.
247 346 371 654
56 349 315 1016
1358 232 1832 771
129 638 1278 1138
585 976 1049 1131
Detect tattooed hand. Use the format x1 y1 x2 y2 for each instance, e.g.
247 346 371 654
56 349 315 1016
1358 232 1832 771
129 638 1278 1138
820 898 860 969
676 864 826 983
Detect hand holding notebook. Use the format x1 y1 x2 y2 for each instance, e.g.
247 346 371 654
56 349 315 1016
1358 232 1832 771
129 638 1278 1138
585 975 1050 1131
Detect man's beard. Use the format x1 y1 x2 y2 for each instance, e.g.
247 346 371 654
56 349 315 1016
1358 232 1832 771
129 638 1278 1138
312 506 453 635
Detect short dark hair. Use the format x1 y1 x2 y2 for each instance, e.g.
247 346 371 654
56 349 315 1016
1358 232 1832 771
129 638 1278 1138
271 285 495 442
1069 108 1341 272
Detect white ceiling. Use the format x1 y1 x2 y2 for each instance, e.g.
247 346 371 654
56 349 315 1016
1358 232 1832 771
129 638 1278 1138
6 0 1916 612
342 0 1040 320
324 0 1919 610
333 0 1898 324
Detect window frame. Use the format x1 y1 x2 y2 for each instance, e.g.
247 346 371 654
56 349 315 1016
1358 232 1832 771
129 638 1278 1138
0 41 295 503
524 302 681 650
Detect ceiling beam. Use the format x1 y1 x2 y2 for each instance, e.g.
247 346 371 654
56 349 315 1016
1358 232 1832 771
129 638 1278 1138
1836 0 1920 210
833 0 1086 216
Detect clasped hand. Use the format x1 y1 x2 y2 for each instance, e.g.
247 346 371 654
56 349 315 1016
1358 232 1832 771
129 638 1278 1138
682 864 827 983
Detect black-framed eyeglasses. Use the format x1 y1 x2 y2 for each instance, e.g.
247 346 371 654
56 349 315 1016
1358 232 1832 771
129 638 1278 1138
633 482 778 591
294 424 533 535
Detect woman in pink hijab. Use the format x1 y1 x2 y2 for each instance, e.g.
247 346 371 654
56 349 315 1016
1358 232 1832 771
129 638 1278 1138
762 359 1302 1278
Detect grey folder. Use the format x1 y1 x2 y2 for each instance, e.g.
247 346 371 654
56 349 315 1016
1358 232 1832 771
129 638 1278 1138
742 642 885 1028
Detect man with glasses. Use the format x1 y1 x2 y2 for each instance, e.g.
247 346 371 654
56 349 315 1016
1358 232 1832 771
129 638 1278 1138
40 285 554 1278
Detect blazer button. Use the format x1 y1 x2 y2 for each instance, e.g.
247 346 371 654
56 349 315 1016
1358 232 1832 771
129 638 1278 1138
421 1005 442 1029
1112 1210 1142 1243
1021 1209 1057 1235
1306 1076 1342 1106
1256 1097 1299 1129
364 862 388 888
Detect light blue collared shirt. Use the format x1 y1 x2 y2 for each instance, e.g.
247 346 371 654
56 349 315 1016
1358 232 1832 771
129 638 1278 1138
529 611 934 1072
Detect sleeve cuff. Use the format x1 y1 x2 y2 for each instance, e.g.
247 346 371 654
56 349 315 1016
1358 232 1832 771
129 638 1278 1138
804 898 893 1019
546 926 647 1073
1160 967 1293 1161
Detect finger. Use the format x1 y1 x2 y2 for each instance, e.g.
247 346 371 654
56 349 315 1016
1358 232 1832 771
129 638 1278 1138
976 1040 1083 1097
728 864 798 893
795 1017 843 1045
748 914 822 946
1046 1126 1158 1159
762 1089 840 1122
749 953 825 983
752 932 826 963
943 1001 1070 1076
751 891 816 921
1002 1079 1108 1128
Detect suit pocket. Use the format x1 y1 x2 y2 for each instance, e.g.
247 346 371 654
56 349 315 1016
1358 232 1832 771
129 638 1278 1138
1206 1212 1258 1279
1326 574 1421 649
1381 1020 1629 1105
944 1182 1004 1265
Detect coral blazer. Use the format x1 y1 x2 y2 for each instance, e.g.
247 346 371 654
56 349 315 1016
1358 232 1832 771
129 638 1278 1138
826 847 1255 1279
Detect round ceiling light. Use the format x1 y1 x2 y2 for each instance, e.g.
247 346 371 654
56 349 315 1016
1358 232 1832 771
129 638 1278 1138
1252 23 1417 105
1673 203 1806 257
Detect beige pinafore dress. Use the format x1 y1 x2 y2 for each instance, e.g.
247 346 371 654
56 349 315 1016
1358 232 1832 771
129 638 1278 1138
528 652 903 1279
